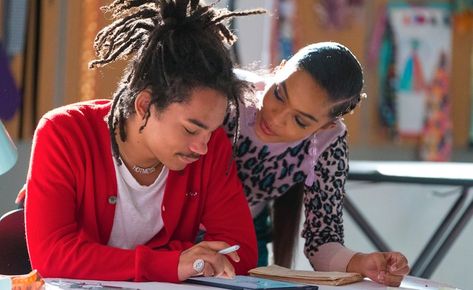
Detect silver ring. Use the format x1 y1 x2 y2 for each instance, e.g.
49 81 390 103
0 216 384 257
193 258 205 273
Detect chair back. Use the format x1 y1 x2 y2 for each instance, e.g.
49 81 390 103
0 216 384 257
0 208 32 274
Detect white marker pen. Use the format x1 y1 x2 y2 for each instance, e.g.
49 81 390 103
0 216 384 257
218 245 240 255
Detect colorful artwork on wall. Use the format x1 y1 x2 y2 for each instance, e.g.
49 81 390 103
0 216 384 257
270 0 295 66
470 49 473 148
389 2 453 160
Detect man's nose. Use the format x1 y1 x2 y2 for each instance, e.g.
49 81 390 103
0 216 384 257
189 134 210 155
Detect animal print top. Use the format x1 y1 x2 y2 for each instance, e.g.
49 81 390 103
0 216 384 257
222 90 349 261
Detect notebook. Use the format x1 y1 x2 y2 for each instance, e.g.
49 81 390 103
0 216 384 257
249 265 363 286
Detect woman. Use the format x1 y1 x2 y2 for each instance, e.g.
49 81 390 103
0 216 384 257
24 0 264 282
225 42 410 287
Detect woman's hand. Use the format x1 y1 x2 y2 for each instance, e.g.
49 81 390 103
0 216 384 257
178 241 240 281
347 252 410 287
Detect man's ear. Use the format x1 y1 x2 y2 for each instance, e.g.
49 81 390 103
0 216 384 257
135 90 152 120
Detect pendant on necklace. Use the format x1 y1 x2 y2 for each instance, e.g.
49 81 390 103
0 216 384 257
132 164 159 175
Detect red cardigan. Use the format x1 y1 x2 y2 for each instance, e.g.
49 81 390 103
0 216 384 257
25 100 257 282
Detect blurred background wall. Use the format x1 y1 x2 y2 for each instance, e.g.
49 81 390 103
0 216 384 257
0 0 472 288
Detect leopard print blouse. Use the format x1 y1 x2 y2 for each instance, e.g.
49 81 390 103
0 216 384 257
223 92 349 259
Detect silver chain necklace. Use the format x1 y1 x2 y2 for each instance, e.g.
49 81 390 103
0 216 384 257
131 162 161 175
120 149 161 175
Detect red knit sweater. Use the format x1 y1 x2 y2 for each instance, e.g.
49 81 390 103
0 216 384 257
25 100 257 282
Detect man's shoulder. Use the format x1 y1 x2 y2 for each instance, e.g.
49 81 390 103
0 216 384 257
37 99 111 140
41 100 110 125
42 99 111 122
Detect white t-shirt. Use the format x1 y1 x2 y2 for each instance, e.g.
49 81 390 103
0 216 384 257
108 160 168 249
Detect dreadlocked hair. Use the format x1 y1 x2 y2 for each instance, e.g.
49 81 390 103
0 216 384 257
89 0 266 165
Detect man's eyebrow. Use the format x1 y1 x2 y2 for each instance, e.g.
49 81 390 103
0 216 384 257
281 82 319 123
188 118 209 130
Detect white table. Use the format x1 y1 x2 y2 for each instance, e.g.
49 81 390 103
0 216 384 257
347 161 473 277
44 275 460 290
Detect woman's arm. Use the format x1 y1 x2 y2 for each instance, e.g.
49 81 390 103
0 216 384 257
301 132 409 286
301 131 356 271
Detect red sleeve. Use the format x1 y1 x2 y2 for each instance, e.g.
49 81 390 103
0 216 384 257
25 116 180 282
200 129 258 274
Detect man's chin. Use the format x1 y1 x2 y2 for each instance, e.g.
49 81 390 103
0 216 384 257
166 161 188 171
166 165 183 171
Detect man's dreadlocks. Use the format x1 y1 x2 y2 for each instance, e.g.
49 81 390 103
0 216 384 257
89 0 265 164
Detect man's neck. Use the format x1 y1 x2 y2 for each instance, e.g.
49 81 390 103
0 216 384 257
116 118 164 186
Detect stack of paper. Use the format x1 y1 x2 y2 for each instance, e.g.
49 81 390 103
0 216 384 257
249 265 363 286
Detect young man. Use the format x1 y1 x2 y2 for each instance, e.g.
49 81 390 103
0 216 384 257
24 0 264 282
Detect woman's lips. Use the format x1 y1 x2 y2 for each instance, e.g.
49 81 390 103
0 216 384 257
259 117 276 136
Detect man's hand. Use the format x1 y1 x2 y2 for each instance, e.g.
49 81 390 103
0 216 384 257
178 241 240 281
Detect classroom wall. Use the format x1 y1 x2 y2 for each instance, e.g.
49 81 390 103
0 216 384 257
1 1 472 288
3 0 472 153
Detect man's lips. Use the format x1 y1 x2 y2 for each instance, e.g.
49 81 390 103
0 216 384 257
177 153 200 163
